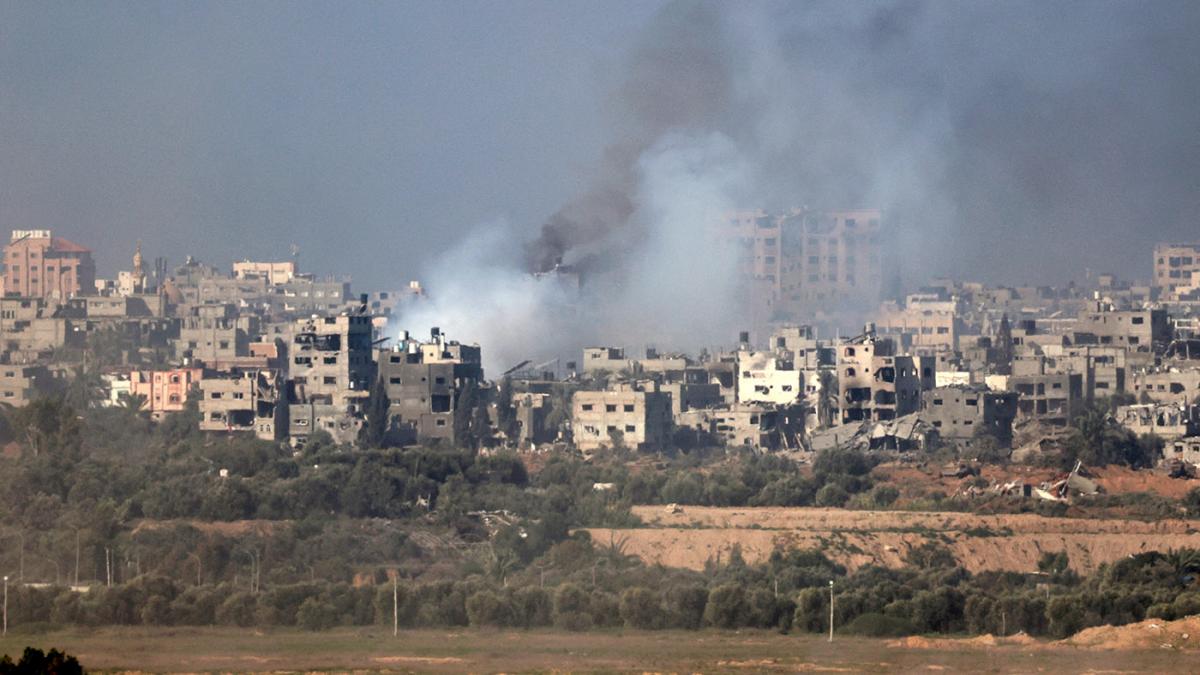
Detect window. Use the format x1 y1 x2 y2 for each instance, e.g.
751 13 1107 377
219 340 230 350
435 376 446 385
435 419 446 427
933 398 943 405
389 377 401 384
233 392 245 399
324 356 337 364
624 425 635 433
966 399 977 406
605 404 617 412
210 392 222 399
845 368 856 376
1131 316 1145 325
323 376 336 385
582 404 594 411
623 404 634 412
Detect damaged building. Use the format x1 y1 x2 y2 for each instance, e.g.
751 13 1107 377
837 329 922 424
376 328 484 445
921 385 1018 446
285 312 375 445
571 381 672 452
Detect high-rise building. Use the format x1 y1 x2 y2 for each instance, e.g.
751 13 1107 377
726 208 883 321
3 230 96 299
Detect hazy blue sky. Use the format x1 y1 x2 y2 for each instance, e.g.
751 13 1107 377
0 1 663 287
2 1 1198 294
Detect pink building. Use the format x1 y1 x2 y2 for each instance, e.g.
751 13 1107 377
128 368 203 418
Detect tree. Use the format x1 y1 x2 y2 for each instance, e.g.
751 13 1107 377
0 648 84 675
116 392 149 416
9 397 82 459
453 380 492 449
495 378 518 443
360 377 391 449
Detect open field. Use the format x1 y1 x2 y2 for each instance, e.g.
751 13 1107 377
585 506 1200 573
1 626 1197 673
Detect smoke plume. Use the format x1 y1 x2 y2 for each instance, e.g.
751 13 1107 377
400 0 1200 371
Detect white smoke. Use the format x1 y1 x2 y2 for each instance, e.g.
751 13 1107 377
396 131 752 373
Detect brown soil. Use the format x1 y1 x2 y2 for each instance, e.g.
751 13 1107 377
1061 614 1200 650
585 506 1200 573
1093 465 1198 499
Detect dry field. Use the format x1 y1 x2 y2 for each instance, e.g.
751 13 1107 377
585 505 1200 573
1 626 1197 673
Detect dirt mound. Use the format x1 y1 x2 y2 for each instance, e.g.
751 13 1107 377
886 633 1042 650
1060 615 1200 650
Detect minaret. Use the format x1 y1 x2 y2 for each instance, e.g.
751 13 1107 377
132 240 145 293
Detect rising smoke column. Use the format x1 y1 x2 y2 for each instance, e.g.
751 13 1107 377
402 0 1200 369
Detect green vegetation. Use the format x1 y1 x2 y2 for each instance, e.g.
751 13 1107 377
1 395 1198 642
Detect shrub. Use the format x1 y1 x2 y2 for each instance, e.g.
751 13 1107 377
815 484 849 507
215 592 257 627
843 612 916 637
296 597 337 631
466 590 513 627
704 583 747 629
553 583 593 631
619 587 663 629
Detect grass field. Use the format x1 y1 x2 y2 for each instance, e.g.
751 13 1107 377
0 626 1196 673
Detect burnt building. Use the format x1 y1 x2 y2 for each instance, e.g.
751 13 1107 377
837 331 921 424
285 312 375 445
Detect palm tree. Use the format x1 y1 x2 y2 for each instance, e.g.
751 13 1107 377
117 391 149 417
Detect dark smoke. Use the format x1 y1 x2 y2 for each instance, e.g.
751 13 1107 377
525 2 732 273
525 0 1200 284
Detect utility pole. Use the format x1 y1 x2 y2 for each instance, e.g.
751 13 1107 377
3 575 7 636
392 576 398 638
828 580 834 643
74 531 80 587
105 547 112 587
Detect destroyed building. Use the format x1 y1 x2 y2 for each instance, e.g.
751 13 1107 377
1009 372 1082 426
199 369 285 441
921 385 1018 446
376 329 484 445
837 330 922 424
1114 402 1199 440
285 312 375 445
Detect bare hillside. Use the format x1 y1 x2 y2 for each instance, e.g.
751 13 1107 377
585 506 1200 573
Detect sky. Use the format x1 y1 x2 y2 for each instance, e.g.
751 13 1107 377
1 0 1199 297
0 1 663 287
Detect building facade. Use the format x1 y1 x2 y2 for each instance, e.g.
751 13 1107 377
4 230 96 299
